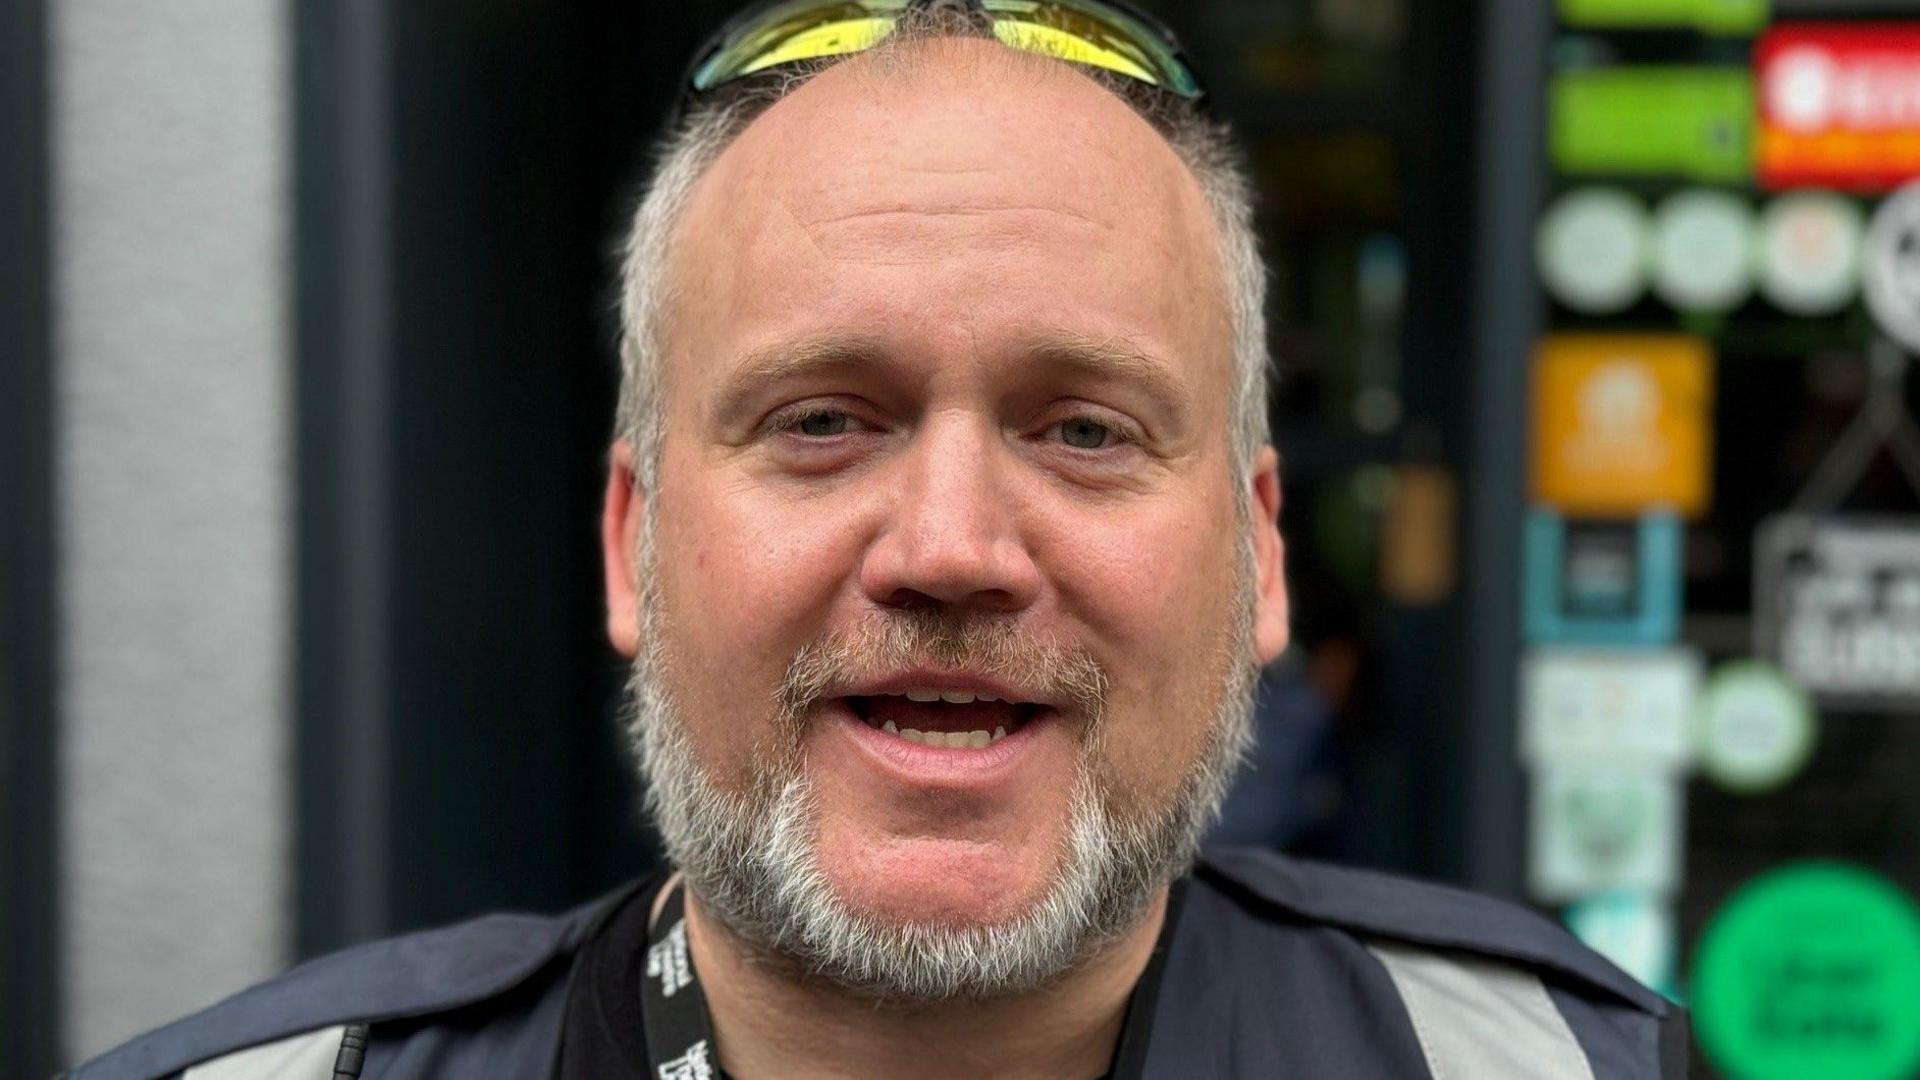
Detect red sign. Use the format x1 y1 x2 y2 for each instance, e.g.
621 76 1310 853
1758 23 1920 192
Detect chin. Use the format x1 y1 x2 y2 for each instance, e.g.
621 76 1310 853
813 821 1064 929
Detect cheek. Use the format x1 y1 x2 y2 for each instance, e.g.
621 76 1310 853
1041 494 1244 796
649 471 870 787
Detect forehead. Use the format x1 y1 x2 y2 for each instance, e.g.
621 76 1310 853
665 39 1229 399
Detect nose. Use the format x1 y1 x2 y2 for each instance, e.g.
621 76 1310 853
857 413 1043 614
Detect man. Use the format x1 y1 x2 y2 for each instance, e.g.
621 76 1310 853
72 2 1685 1077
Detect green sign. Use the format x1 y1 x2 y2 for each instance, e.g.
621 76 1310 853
1559 0 1769 35
1694 863 1920 1080
1549 67 1753 183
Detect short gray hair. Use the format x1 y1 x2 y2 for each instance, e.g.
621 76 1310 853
614 28 1269 493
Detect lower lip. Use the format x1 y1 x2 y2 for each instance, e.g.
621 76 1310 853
824 699 1051 783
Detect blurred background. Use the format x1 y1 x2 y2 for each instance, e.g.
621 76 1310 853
6 1 1920 1076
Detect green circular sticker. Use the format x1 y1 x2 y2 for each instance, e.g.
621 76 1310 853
1694 661 1817 794
1694 863 1920 1080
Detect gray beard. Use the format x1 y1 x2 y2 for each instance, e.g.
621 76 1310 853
624 528 1259 1003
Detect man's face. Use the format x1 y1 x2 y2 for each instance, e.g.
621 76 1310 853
605 42 1289 976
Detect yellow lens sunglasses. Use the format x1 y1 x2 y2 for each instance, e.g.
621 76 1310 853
687 0 1205 104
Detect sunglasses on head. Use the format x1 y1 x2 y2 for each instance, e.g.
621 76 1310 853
684 0 1206 105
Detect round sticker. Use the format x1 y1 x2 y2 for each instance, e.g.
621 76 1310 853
1759 193 1864 316
1651 190 1755 313
1863 180 1920 353
1694 661 1816 794
1694 863 1920 1080
1537 188 1649 315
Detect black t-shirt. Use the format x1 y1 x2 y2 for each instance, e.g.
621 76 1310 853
553 874 665 1079
554 875 1182 1080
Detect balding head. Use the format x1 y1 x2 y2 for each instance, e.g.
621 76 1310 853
614 28 1268 494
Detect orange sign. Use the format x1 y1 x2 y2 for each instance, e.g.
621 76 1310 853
1531 335 1714 518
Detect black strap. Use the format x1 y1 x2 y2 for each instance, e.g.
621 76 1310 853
640 881 721 1080
637 877 1177 1080
1105 877 1185 1080
330 1023 369 1079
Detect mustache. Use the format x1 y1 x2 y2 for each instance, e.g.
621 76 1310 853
774 608 1108 725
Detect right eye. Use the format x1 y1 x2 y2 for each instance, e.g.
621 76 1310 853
792 409 851 437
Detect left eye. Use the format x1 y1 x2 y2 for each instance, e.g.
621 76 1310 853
1057 417 1113 449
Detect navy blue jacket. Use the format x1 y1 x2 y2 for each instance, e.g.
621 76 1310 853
69 849 1687 1079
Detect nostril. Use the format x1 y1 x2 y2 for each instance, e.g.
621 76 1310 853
878 586 1026 616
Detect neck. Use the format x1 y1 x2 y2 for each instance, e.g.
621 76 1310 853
680 887 1169 1080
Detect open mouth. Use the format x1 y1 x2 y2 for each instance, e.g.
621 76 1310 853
843 689 1047 749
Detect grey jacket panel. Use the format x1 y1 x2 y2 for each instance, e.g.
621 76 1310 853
1197 850 1670 1018
176 1026 348 1080
1138 869 1436 1078
1193 850 1681 1079
68 850 1682 1079
1367 940 1596 1080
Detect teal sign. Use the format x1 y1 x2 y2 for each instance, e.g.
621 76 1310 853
1694 863 1920 1080
1523 511 1683 646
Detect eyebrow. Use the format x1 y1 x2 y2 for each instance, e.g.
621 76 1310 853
706 330 1194 431
708 334 890 430
1020 332 1193 421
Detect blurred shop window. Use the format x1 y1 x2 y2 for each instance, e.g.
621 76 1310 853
1134 0 1469 872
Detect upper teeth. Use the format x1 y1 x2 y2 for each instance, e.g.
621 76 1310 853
901 688 997 704
879 720 1009 748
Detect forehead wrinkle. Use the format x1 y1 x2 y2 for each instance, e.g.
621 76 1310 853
799 201 1110 232
796 203 1114 269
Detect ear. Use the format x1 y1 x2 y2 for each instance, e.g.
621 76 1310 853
602 441 647 659
1248 445 1290 664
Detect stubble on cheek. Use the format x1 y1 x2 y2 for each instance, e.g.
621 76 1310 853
1084 698 1210 829
1088 539 1258 830
640 553 803 804
664 654 806 803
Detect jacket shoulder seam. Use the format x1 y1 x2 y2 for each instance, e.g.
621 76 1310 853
1197 847 1668 1017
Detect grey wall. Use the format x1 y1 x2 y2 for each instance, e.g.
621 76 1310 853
52 0 293 1062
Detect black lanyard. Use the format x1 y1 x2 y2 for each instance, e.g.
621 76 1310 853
636 877 1181 1080
640 881 722 1080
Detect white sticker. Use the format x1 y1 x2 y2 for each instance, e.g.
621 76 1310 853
1521 648 1703 769
1864 180 1920 352
1694 660 1817 794
1651 190 1754 314
1537 188 1650 315
1529 765 1681 902
1758 192 1863 316
1756 515 1920 707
